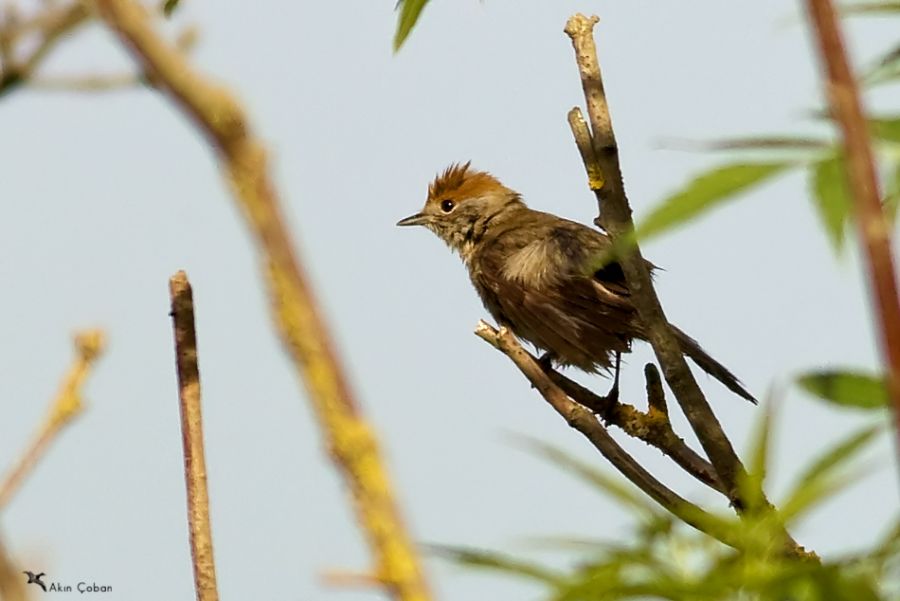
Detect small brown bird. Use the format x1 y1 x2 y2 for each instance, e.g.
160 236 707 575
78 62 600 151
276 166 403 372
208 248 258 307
397 163 756 404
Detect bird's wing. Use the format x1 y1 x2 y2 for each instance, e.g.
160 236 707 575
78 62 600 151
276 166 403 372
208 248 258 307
471 232 634 369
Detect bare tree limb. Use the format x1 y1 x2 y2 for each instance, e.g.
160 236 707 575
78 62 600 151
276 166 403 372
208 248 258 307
564 13 746 504
541 363 724 495
0 330 105 509
475 321 740 548
93 2 432 599
561 15 816 559
804 0 900 452
169 271 219 601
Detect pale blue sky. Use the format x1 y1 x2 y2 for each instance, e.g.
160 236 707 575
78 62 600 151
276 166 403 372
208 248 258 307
0 1 898 600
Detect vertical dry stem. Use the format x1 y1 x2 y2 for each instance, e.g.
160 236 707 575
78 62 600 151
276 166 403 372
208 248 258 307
94 2 431 599
804 0 900 449
0 330 105 509
169 271 219 601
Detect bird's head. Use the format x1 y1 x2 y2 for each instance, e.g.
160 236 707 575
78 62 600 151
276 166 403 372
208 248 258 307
396 162 523 256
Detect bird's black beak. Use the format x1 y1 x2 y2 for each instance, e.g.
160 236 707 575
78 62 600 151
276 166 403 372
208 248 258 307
396 212 430 227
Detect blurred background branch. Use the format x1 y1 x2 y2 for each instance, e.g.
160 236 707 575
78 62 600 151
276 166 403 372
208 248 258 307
0 330 105 510
804 0 900 452
0 1 90 96
91 1 433 599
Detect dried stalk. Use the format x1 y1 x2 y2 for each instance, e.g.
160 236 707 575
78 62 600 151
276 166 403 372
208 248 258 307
169 271 219 601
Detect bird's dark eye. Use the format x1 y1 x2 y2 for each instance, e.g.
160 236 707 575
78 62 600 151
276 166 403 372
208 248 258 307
440 199 455 213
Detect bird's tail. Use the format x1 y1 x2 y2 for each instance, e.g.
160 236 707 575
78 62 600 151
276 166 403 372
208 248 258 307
671 325 757 404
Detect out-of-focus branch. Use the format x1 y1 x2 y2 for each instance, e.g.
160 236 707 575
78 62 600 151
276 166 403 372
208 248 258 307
804 0 900 450
0 536 28 601
169 272 219 601
0 330 105 509
28 73 143 92
93 2 432 600
564 13 746 504
0 1 91 96
475 321 738 547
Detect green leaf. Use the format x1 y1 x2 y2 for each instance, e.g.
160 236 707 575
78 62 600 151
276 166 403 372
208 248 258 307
393 0 429 52
514 437 660 521
431 545 564 586
636 162 791 241
870 117 900 144
780 465 876 523
863 44 900 86
810 154 853 253
797 370 888 409
704 137 830 152
739 403 774 513
162 0 180 17
885 160 900 222
785 424 882 504
842 1 900 15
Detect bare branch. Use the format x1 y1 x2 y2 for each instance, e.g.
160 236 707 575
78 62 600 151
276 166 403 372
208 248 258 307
541 365 724 495
93 2 432 599
475 321 739 547
564 13 746 503
0 330 105 509
804 0 900 452
169 271 219 601
562 14 813 558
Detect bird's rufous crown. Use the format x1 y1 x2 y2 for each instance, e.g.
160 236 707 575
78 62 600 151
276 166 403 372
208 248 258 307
427 162 510 202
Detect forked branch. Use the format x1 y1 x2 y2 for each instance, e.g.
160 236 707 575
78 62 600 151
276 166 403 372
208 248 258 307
564 13 746 504
475 321 738 547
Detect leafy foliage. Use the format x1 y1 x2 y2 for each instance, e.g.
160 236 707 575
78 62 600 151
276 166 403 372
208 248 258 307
635 162 791 242
394 0 430 51
797 370 888 409
441 414 893 600
810 153 853 252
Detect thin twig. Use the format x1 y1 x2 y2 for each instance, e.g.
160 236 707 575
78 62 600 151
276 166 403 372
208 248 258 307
169 271 219 601
0 330 105 509
475 321 739 548
540 362 724 494
28 73 144 91
0 1 91 96
564 13 746 504
804 0 900 452
93 2 432 599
